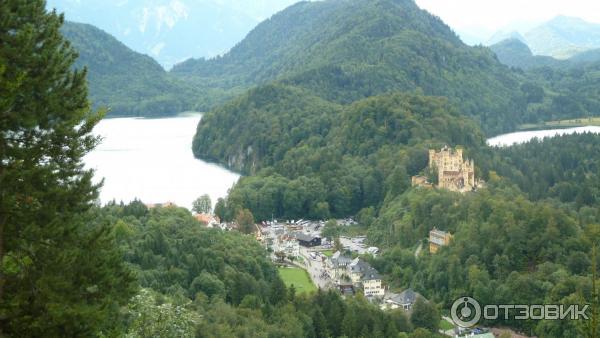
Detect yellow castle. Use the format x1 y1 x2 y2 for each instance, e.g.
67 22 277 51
413 146 482 193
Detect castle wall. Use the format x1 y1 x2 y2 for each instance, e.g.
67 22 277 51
428 146 476 192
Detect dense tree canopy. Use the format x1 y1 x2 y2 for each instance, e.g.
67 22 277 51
491 133 600 208
205 91 486 221
61 21 215 117
0 2 135 335
96 202 435 337
368 178 600 336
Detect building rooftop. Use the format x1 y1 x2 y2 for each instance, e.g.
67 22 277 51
292 232 319 242
349 258 373 273
331 251 353 267
387 288 421 305
361 268 382 281
430 228 450 237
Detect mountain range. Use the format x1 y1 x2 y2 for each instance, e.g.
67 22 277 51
188 0 541 176
59 0 600 126
489 37 600 70
177 0 528 136
487 16 600 60
47 0 300 69
525 16 600 59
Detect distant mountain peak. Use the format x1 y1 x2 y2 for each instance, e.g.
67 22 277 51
524 15 600 58
486 30 526 45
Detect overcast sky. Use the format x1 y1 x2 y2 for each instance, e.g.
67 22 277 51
415 0 600 38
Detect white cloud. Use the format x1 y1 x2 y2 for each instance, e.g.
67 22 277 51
137 0 189 34
139 7 150 33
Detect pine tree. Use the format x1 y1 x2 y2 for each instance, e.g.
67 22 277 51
0 1 136 335
312 307 330 338
269 276 287 305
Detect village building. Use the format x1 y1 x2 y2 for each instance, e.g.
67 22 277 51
328 254 385 298
292 233 322 247
362 270 385 298
194 213 220 228
328 251 354 283
272 234 301 258
338 281 355 295
383 288 423 311
144 201 177 209
429 228 452 253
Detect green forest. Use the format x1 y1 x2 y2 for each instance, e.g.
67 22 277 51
0 3 442 336
60 22 199 117
61 21 236 117
3 0 600 337
84 202 442 337
61 0 600 128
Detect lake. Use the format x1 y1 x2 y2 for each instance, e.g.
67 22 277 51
85 116 600 210
487 126 600 147
84 113 240 209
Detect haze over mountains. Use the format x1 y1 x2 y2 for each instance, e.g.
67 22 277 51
47 0 300 69
49 0 600 68
487 16 600 60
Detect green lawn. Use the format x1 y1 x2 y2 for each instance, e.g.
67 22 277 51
278 267 317 294
321 250 334 257
439 319 454 331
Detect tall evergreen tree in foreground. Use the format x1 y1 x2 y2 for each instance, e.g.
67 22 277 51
0 1 135 335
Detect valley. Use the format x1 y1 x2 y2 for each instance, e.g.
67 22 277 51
4 1 600 337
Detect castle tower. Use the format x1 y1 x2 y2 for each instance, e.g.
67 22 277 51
427 146 477 192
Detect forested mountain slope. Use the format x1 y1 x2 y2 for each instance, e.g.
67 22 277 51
206 91 486 220
178 0 532 134
62 21 200 117
191 0 600 223
489 38 563 69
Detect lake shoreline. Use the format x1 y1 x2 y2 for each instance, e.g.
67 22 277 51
487 125 600 147
84 114 240 210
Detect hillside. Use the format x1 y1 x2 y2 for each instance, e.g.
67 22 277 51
181 0 537 137
201 90 486 219
190 0 600 221
62 21 200 117
489 38 562 69
524 16 600 59
48 0 298 69
569 48 600 64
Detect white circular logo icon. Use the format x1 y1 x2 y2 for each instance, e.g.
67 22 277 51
451 297 481 328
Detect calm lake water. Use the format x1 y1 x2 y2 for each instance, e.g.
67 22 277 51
487 126 600 147
84 113 240 209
